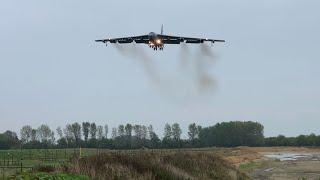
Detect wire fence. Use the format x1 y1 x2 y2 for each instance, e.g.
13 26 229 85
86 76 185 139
0 148 81 178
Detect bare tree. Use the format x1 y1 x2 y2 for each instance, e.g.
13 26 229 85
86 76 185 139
70 123 82 145
118 125 125 137
97 125 103 140
56 126 63 139
90 123 97 139
20 125 33 143
163 123 172 140
133 125 141 139
64 124 74 144
188 123 197 141
82 122 90 142
141 125 147 139
125 124 133 137
37 124 54 144
147 125 154 140
172 123 182 141
31 129 37 142
111 127 118 139
104 124 108 139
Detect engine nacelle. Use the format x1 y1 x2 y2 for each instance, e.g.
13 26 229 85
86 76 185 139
118 39 133 43
135 39 146 43
186 40 201 43
163 40 181 44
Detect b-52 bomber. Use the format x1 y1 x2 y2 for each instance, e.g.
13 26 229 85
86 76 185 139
95 25 225 51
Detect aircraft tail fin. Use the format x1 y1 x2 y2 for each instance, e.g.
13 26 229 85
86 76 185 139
161 24 163 35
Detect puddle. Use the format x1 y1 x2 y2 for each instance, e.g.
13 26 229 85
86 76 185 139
264 168 274 172
263 153 312 161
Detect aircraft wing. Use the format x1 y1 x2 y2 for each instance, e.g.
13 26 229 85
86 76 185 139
158 34 225 44
95 35 149 44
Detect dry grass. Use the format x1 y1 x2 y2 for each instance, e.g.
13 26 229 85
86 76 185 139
64 150 249 180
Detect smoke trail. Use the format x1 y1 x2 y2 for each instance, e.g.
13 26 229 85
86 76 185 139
113 43 161 84
176 42 218 96
194 44 217 92
179 42 190 68
113 42 218 102
200 43 215 58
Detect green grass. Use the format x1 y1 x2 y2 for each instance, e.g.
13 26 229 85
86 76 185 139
0 149 84 178
239 160 271 172
8 172 89 180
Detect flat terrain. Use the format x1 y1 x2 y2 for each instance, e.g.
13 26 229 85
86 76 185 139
1 147 320 179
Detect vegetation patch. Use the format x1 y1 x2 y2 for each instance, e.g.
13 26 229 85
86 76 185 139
9 172 89 180
239 160 271 173
65 151 249 180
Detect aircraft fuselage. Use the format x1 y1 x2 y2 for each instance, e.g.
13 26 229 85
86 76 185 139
148 32 163 50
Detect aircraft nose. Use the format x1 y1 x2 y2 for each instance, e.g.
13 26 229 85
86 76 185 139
149 32 156 37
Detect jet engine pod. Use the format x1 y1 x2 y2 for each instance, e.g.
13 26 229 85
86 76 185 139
135 39 147 44
186 39 201 43
118 39 133 43
163 40 181 44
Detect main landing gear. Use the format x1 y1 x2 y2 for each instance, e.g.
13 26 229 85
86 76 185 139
149 44 164 51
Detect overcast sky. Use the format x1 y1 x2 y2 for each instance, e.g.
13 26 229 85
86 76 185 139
1 0 319 137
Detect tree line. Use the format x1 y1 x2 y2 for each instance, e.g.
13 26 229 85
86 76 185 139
0 121 319 149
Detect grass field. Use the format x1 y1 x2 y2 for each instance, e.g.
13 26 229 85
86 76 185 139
1 147 320 179
9 172 89 180
0 148 249 179
0 148 93 179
